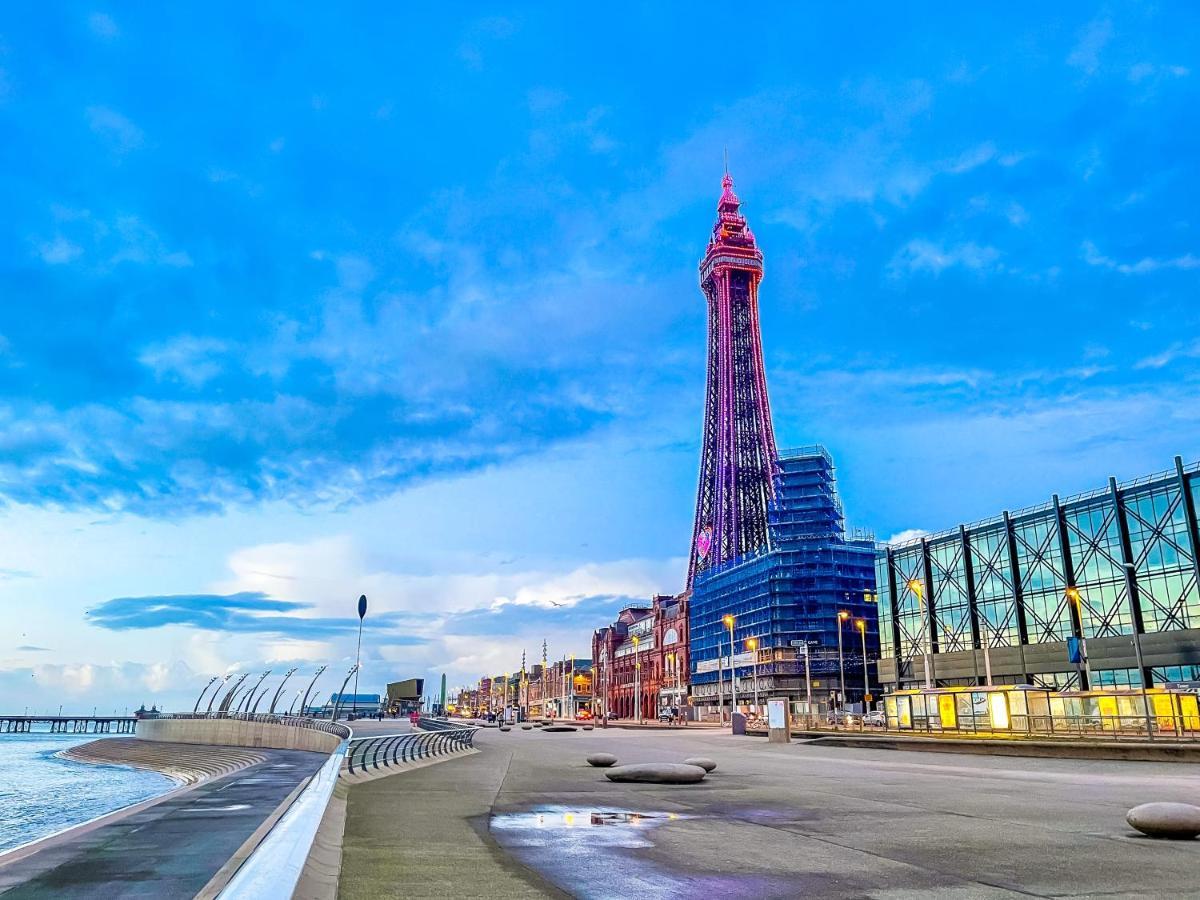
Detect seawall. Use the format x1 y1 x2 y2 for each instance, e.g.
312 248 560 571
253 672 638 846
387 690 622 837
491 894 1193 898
62 737 266 785
137 717 344 754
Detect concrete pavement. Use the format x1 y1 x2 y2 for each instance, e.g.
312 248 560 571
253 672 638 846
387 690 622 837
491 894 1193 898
0 748 326 899
339 725 1200 899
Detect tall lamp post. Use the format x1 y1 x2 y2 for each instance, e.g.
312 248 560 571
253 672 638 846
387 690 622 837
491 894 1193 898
907 579 934 689
193 676 218 714
353 594 367 709
632 635 642 723
836 610 849 715
855 619 869 708
745 638 759 714
724 614 737 719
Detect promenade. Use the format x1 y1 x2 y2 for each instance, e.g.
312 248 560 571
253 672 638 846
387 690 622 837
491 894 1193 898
0 746 326 899
339 725 1200 899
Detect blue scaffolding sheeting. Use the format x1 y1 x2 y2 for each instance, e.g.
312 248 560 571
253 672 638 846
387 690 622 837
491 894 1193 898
689 447 879 702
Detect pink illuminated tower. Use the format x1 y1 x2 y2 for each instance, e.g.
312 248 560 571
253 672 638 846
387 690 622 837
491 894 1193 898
687 171 779 587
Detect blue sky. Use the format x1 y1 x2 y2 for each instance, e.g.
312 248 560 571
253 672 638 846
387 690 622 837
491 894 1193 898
1 5 1198 712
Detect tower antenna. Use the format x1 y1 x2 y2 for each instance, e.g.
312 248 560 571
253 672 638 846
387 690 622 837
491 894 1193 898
724 146 729 176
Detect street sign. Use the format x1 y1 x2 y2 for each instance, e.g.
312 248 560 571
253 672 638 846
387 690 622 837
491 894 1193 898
864 693 873 703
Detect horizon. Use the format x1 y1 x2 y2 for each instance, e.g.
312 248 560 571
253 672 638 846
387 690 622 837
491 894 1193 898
2 5 1198 714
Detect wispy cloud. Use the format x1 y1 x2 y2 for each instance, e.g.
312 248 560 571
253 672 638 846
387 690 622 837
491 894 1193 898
139 336 228 387
1082 241 1200 274
887 239 1002 277
1067 17 1113 76
85 105 143 153
16 645 52 652
1135 340 1200 370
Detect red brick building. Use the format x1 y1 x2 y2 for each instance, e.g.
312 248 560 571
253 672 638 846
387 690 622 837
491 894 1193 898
592 593 689 721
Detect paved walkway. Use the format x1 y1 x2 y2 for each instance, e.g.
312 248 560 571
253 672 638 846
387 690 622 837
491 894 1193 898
339 726 1200 899
0 749 326 899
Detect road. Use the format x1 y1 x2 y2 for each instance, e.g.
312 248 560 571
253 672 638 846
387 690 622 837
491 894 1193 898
339 725 1200 899
0 748 327 899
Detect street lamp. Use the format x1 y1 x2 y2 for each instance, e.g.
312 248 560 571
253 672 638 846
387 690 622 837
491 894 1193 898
1064 586 1092 689
632 635 642 723
745 638 759 714
906 578 934 689
836 611 849 715
855 619 869 708
724 614 737 719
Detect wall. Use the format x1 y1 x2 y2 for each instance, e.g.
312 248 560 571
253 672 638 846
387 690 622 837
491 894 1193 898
137 718 343 754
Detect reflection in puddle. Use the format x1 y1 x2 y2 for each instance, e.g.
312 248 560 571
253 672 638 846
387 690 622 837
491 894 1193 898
491 806 687 852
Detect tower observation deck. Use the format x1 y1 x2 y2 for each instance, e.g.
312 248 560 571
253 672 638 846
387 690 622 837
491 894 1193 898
688 173 779 587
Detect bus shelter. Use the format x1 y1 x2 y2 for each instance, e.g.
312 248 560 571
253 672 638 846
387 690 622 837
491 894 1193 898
884 685 1200 738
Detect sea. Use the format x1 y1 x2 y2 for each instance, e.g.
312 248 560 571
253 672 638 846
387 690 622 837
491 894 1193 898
0 731 175 854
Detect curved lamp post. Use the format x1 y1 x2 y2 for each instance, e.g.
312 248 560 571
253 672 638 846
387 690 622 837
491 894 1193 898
330 664 359 722
353 594 367 708
249 686 271 714
193 676 218 714
238 670 271 714
299 665 328 718
206 674 233 716
219 673 249 713
268 667 299 714
287 689 303 716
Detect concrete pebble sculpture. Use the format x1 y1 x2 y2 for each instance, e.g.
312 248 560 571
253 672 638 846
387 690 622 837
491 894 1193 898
543 725 577 732
683 756 717 772
586 752 618 767
1126 802 1200 839
604 763 707 784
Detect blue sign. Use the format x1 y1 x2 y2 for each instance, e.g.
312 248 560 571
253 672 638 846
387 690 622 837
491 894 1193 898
1067 636 1083 664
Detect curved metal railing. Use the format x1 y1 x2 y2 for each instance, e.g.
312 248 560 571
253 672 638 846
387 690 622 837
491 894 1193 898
159 711 352 740
345 727 477 776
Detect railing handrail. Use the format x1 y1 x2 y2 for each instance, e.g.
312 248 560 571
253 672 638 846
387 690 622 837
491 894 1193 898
159 711 352 740
216 736 350 899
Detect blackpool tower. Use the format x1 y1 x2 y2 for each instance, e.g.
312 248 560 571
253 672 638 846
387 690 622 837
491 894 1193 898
687 172 779 587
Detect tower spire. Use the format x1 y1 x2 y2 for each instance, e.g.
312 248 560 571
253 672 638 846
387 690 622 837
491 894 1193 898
688 170 777 587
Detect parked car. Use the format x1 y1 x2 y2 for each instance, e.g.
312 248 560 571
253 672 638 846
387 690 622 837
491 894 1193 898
863 710 886 727
826 710 861 726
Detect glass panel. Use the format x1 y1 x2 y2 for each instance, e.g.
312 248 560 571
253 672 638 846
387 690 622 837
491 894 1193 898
929 538 972 653
969 527 1019 646
1064 500 1132 638
1012 513 1070 643
1124 482 1199 632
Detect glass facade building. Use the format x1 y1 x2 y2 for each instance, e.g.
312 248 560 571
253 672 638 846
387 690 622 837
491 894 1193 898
877 456 1200 691
690 447 878 711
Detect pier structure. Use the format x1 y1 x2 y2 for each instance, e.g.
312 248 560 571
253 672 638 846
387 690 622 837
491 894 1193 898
0 715 138 734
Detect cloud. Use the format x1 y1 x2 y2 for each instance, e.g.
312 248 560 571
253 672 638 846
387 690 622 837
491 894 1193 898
88 12 120 39
0 568 35 580
87 590 432 641
1082 241 1200 274
86 106 143 153
139 336 228 386
16 645 53 652
37 236 83 265
887 239 1002 276
884 529 929 546
1067 17 1113 76
1135 340 1200 370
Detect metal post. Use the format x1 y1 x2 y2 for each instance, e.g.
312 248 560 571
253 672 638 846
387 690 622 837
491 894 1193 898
920 539 937 688
859 622 869 703
1111 476 1155 738
354 594 367 708
299 665 328 717
193 676 218 714
728 621 738 717
268 667 298 715
837 615 846 713
717 636 725 724
803 643 812 728
960 525 987 686
751 644 759 713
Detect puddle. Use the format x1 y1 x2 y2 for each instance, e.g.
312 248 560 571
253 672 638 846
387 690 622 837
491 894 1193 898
491 806 687 850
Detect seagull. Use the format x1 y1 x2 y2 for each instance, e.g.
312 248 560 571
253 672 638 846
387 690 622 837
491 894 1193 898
549 601 565 608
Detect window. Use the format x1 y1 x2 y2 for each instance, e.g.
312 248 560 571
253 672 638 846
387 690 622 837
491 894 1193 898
1124 483 1199 632
969 527 1019 647
929 538 971 653
1012 514 1070 643
1064 500 1132 638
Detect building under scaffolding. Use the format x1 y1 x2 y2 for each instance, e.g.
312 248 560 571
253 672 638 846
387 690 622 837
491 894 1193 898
689 447 878 715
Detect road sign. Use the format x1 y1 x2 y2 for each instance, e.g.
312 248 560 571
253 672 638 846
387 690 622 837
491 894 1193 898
864 693 873 703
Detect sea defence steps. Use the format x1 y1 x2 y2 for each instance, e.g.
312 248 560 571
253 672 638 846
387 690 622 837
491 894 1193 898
62 737 266 786
137 715 344 754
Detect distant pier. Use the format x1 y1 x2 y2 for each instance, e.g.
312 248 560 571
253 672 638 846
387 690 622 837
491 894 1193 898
0 715 138 734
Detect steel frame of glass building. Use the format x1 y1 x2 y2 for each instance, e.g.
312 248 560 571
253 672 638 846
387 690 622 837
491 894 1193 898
877 456 1200 692
689 447 878 712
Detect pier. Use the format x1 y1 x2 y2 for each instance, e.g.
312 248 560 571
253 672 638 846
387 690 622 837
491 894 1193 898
0 716 138 734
